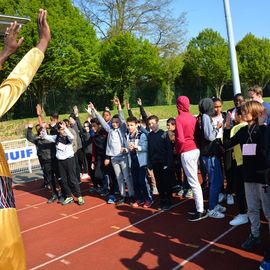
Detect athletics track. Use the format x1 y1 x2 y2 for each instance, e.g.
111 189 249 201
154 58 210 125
14 177 267 270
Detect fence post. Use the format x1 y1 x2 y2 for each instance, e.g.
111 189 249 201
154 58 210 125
25 138 32 173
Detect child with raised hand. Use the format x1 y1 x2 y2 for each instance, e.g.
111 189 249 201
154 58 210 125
126 116 153 208
89 99 134 205
43 121 84 206
224 101 270 267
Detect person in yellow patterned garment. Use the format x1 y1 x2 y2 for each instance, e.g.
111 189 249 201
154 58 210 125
0 9 51 270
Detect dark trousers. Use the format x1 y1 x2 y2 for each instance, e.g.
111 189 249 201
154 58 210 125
58 157 81 197
152 163 172 205
74 152 81 183
171 156 190 190
232 161 247 214
222 151 234 194
42 160 57 196
131 160 151 202
77 148 88 174
104 162 118 195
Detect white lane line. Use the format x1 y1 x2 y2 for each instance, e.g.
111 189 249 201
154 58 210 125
171 226 236 270
21 202 107 234
30 199 189 270
17 201 46 212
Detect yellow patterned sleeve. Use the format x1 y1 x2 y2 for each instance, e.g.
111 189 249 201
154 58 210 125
0 47 44 117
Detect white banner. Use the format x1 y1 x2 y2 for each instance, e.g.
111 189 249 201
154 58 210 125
5 146 37 164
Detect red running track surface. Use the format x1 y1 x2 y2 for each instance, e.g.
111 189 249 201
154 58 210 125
14 179 266 270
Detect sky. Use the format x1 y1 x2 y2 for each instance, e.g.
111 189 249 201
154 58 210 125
172 0 270 44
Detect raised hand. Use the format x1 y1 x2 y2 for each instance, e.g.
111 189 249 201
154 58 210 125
3 21 24 56
88 102 95 111
36 9 51 53
113 97 120 107
36 104 42 116
73 105 79 117
125 101 130 110
137 98 142 106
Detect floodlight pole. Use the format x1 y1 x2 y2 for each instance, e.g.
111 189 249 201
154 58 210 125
223 0 241 95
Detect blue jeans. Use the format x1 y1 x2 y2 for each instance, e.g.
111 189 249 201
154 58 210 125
202 156 223 210
131 160 152 202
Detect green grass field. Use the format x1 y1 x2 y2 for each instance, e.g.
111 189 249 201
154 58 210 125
1 98 270 141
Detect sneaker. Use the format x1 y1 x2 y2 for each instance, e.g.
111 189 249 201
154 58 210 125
77 196 85 205
81 173 90 180
116 197 126 205
99 189 109 197
47 194 58 204
208 209 225 219
57 196 65 203
107 195 116 204
184 189 193 199
61 197 74 205
218 193 226 203
260 260 270 270
229 214 249 226
143 200 153 208
161 204 172 211
227 194 235 205
176 188 184 197
241 234 261 251
172 184 182 192
187 209 197 215
214 204 226 213
188 211 208 222
132 200 144 208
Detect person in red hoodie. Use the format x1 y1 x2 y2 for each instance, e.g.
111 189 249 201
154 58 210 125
175 96 208 221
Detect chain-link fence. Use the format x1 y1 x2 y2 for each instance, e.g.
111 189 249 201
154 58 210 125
2 138 40 174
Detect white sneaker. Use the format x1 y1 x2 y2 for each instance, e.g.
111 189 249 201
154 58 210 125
208 209 225 219
214 204 226 213
227 194 234 205
218 193 226 203
81 173 90 180
229 214 249 226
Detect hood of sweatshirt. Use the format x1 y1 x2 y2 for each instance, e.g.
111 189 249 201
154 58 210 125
177 96 190 113
198 98 215 117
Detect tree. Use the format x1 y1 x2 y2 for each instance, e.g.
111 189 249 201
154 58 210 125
77 0 186 55
0 0 101 114
237 33 270 88
100 32 162 103
184 29 231 98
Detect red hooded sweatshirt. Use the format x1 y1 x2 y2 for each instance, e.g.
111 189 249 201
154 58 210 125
175 96 198 154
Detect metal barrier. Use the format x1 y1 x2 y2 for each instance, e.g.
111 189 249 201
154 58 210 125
1 138 40 174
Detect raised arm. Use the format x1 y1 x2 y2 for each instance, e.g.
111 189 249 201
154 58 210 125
0 9 51 117
25 123 36 144
137 98 148 124
88 102 111 133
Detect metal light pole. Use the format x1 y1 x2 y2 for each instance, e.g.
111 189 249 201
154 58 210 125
223 0 241 95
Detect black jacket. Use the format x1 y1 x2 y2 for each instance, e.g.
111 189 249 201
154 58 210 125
26 128 56 162
224 124 269 184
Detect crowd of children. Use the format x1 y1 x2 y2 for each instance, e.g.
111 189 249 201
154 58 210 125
26 86 270 270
